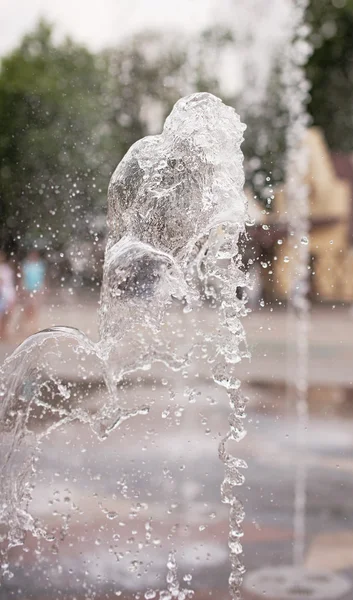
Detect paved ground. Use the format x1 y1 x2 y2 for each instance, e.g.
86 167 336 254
1 293 353 599
1 291 353 387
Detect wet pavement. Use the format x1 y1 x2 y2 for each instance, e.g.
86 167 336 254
1 378 353 599
1 297 353 598
2 294 353 387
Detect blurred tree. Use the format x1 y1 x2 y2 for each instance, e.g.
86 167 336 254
193 26 232 95
306 0 353 151
0 24 222 255
232 0 353 205
0 20 105 253
2 4 353 255
239 63 288 208
99 30 216 161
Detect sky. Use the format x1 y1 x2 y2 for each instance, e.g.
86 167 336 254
0 0 217 55
0 0 292 102
0 0 291 54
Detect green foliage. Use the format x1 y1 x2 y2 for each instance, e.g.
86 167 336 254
237 0 353 204
306 0 353 150
240 63 288 207
0 23 220 252
99 32 190 162
0 21 106 251
3 3 353 251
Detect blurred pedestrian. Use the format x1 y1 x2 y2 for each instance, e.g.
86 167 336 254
21 250 46 334
0 250 16 340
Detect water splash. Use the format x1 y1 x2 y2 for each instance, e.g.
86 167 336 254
158 551 194 600
100 92 250 594
0 327 97 551
99 92 247 349
0 92 249 597
193 216 250 600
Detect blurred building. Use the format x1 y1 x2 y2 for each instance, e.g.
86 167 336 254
249 127 353 303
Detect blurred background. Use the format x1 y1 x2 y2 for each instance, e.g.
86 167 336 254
1 0 353 303
1 1 353 599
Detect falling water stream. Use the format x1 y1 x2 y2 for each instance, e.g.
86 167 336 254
0 93 249 599
281 0 311 570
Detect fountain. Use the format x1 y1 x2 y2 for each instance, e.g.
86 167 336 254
1 5 351 596
0 92 250 599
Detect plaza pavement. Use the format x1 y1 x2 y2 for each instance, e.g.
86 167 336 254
1 292 353 388
1 293 353 599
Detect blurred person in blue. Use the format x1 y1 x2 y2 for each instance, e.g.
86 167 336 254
21 249 46 334
0 250 16 340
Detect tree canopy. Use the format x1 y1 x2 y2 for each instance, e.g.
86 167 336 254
0 21 105 252
307 0 353 150
1 3 353 252
0 22 220 252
